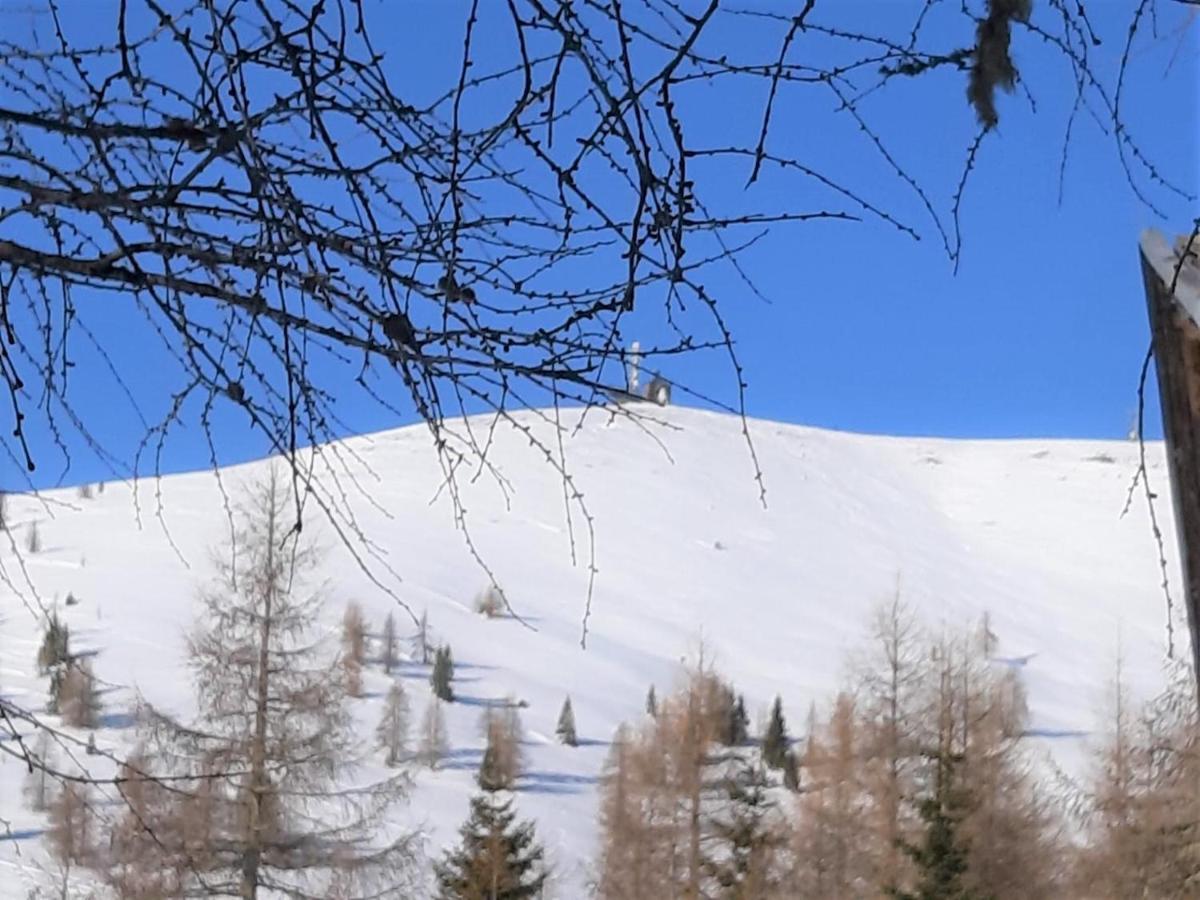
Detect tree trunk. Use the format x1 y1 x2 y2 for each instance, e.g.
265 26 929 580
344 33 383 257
241 479 278 900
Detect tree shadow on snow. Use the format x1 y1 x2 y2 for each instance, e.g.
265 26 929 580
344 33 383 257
518 771 599 795
100 710 137 730
441 748 485 772
1022 727 1089 739
0 827 45 843
454 694 511 708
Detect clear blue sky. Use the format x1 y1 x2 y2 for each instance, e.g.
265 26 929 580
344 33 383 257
2 2 1198 490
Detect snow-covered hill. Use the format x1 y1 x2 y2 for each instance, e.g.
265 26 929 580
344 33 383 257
0 406 1183 896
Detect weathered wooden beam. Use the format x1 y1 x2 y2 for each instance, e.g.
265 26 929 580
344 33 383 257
1139 229 1200 688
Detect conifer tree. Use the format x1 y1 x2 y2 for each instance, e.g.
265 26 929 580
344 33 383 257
762 696 789 769
890 753 978 900
381 611 398 674
556 696 578 747
479 704 525 791
856 594 925 893
344 653 363 698
436 792 548 900
596 723 657 900
36 612 70 673
793 691 873 897
703 756 787 898
47 781 94 866
646 685 657 718
412 609 431 665
59 660 101 729
598 668 733 899
47 664 66 715
782 751 800 793
727 694 750 746
1076 657 1199 899
376 681 411 767
23 729 53 812
342 601 366 697
112 473 417 898
432 644 456 702
478 736 507 794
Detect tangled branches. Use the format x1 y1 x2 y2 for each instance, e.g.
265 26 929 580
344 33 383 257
2 0 1186 492
0 3 1193 888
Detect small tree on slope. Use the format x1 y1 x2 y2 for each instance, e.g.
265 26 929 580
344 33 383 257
412 609 432 665
59 659 101 729
762 696 789 770
376 681 411 767
381 611 398 673
342 601 366 697
36 612 70 674
432 644 456 701
419 695 450 769
890 753 980 900
436 792 548 900
556 697 577 747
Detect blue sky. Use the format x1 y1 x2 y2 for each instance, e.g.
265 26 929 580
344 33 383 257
2 1 1198 489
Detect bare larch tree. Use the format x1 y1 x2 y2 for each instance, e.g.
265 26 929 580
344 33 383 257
117 470 419 898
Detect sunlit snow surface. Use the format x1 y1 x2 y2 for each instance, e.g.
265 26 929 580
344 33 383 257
0 406 1181 896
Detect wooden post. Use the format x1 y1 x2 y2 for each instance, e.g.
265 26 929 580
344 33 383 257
1139 229 1200 689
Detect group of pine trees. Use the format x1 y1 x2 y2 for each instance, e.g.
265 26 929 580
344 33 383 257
1074 658 1200 897
16 474 1199 897
595 599 1098 899
32 472 425 898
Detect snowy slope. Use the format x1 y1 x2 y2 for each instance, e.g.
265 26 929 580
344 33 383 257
0 406 1182 896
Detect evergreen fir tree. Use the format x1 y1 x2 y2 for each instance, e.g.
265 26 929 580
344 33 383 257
646 685 658 718
727 694 750 746
762 696 789 770
436 792 548 899
432 645 455 702
703 757 786 897
556 697 577 747
890 754 979 900
47 664 66 715
36 613 70 674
